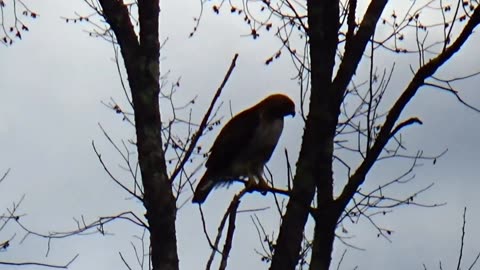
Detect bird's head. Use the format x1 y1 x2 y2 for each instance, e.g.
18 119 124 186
261 94 296 118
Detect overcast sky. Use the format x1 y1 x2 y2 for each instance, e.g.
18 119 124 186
1 1 480 270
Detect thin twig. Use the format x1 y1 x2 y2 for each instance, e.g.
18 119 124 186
119 252 133 270
468 252 480 270
92 141 143 202
336 249 348 270
0 254 79 269
198 204 217 252
0 168 10 183
456 207 467 270
170 53 239 182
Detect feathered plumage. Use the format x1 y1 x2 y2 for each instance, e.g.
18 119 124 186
192 94 295 204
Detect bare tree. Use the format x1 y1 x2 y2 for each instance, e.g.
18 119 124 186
49 1 238 270
91 1 178 269
199 1 480 270
14 0 479 270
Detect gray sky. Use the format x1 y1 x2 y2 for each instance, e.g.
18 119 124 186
1 0 480 270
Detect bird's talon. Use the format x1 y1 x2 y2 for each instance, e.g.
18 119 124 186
245 178 256 192
257 179 270 196
257 180 270 190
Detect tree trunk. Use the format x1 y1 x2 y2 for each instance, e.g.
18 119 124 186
270 1 339 270
98 1 179 270
309 202 343 270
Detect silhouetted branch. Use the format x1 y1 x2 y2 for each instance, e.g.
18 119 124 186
424 207 480 270
219 194 241 270
456 207 468 270
205 189 246 270
424 82 480 113
338 4 480 209
390 117 423 138
252 214 274 263
92 140 143 201
119 252 133 270
0 168 10 183
198 203 218 253
468 253 480 270
335 249 348 270
170 53 239 182
0 254 79 269
12 211 146 258
333 0 389 102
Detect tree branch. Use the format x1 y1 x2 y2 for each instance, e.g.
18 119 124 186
205 189 246 270
0 168 10 184
170 53 239 182
333 0 389 103
98 0 139 59
456 207 467 270
0 254 79 269
389 117 423 139
337 4 480 208
219 194 241 270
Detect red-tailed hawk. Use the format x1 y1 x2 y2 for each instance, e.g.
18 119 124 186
192 94 295 204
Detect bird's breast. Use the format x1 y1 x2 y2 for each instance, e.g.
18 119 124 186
254 118 284 147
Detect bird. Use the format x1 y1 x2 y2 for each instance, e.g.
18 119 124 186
192 94 295 204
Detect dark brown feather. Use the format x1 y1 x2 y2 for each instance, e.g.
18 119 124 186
206 108 260 171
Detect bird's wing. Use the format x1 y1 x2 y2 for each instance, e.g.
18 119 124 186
206 108 260 170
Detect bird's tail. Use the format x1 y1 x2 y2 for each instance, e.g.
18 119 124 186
192 173 216 204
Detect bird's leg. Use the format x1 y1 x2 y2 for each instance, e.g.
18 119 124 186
245 175 257 192
245 175 269 195
256 175 270 195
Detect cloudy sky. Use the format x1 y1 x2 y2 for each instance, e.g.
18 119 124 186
1 0 480 270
